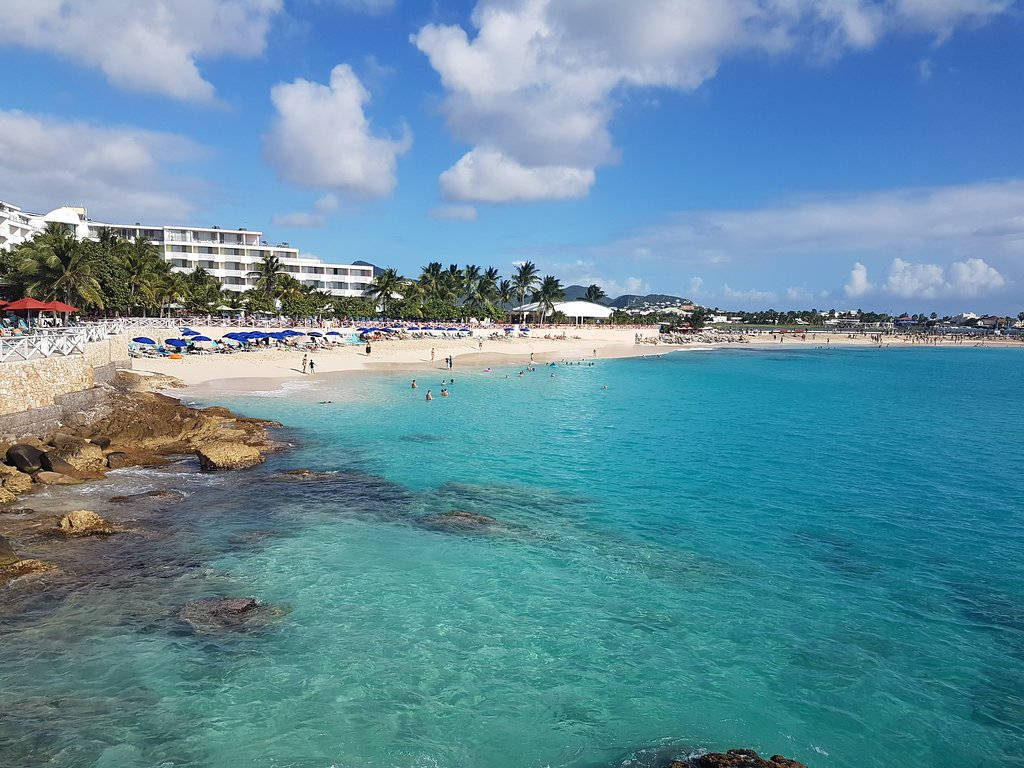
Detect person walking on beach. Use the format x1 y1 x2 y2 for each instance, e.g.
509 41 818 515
309 359 315 375
431 347 435 362
302 354 308 374
365 342 372 356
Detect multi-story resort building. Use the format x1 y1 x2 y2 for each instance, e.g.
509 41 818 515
0 200 375 297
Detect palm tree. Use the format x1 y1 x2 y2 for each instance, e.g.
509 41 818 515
512 261 540 320
532 275 565 324
15 223 105 308
497 279 514 308
584 284 607 303
247 253 287 298
363 267 404 317
118 236 164 315
418 262 444 301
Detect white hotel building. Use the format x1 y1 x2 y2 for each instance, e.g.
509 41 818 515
0 200 375 297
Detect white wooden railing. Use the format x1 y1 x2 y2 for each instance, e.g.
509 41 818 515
0 318 173 363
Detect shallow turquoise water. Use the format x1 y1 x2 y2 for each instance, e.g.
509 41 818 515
2 347 1023 768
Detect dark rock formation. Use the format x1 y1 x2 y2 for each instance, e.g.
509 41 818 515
6 444 44 474
420 509 499 533
108 489 183 504
40 452 79 476
177 597 289 633
671 750 807 768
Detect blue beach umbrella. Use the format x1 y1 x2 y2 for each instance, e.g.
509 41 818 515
284 329 304 336
191 335 212 342
308 331 323 337
269 331 290 340
326 331 341 336
165 339 188 348
223 332 247 341
180 329 198 336
132 336 155 345
408 326 420 330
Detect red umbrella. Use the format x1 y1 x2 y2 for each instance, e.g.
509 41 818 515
3 298 51 311
44 301 79 313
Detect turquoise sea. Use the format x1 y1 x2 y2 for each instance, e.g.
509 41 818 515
2 347 1023 768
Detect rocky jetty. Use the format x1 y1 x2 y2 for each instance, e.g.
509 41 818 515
177 597 289 633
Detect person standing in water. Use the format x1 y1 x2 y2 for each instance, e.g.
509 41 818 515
302 354 308 374
411 379 418 389
425 389 433 401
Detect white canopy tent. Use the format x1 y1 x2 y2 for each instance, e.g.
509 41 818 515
513 300 613 324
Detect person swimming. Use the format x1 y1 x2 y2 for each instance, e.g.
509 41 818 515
425 390 433 401
483 367 491 372
441 387 449 397
411 379 418 389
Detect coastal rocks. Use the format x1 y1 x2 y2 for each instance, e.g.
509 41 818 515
675 750 808 768
196 441 264 471
0 463 33 495
105 450 167 470
57 510 120 536
0 487 15 504
6 444 44 474
420 510 500 533
279 468 335 479
177 597 288 633
33 471 81 486
45 435 106 474
39 453 80 477
0 535 57 585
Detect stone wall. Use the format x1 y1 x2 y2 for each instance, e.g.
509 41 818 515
0 332 142 437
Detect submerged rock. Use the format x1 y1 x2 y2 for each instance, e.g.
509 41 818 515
195 441 264 470
6 444 44 474
57 510 120 536
177 597 288 633
674 750 807 768
108 489 183 504
0 558 58 585
280 468 334 479
420 509 500 533
33 471 81 486
0 534 18 567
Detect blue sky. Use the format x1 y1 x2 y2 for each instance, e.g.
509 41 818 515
1 0 1022 313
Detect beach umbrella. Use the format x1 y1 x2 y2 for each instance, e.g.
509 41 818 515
4 297 50 325
191 335 212 342
284 329 303 336
180 328 198 336
308 331 323 337
326 331 341 336
132 336 156 345
223 332 247 341
165 339 188 348
220 337 242 347
460 328 470 332
44 301 79 313
408 326 420 330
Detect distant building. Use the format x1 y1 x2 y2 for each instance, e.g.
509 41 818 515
0 200 374 298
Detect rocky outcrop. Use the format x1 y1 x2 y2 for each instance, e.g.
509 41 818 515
57 510 120 536
105 450 166 470
0 534 57 585
196 441 264 470
0 463 33 495
672 750 808 768
6 444 44 474
0 487 15 504
33 471 80 485
177 597 289 633
45 435 106 475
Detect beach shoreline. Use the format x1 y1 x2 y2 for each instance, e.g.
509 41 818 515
130 325 1024 399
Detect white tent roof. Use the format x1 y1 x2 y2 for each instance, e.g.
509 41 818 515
513 300 613 319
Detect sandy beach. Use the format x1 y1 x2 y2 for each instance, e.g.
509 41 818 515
130 323 1024 394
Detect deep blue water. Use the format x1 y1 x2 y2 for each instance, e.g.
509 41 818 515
2 347 1023 768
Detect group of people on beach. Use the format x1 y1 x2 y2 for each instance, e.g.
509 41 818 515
301 354 315 374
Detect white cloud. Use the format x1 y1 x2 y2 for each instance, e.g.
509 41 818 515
271 211 326 228
413 0 1011 203
430 204 478 221
439 148 594 203
687 276 704 297
884 258 947 298
0 109 202 221
0 0 282 102
844 262 873 298
947 257 1006 296
882 257 1006 299
264 64 411 199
